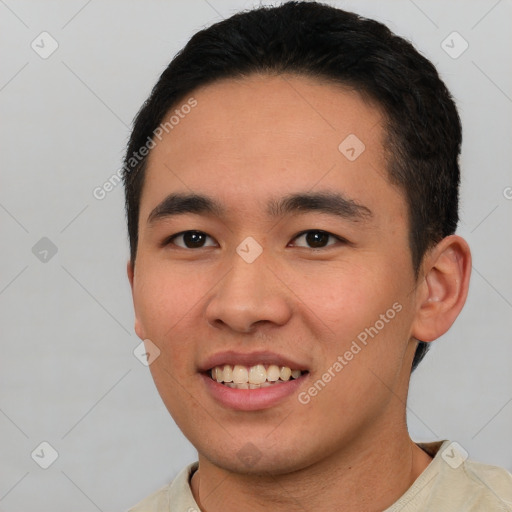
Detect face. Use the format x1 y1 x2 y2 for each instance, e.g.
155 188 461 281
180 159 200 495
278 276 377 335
129 74 421 474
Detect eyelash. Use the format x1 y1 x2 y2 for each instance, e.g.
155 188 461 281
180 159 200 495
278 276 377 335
163 230 347 250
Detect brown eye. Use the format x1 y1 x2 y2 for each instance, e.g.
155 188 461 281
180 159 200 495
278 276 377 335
292 230 341 249
168 231 216 249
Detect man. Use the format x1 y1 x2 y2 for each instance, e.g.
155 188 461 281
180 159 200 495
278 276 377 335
123 2 512 510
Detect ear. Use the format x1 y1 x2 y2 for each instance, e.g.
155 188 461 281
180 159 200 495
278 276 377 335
127 260 144 340
127 260 134 290
411 235 471 342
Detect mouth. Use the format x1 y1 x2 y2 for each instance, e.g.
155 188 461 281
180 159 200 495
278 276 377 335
199 351 310 410
208 363 308 390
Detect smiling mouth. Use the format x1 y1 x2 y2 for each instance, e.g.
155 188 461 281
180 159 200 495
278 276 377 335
208 363 307 389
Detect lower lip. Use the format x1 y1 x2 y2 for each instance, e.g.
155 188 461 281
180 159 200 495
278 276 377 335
201 373 308 411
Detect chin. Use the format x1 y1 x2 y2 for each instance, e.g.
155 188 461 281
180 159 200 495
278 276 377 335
192 429 323 476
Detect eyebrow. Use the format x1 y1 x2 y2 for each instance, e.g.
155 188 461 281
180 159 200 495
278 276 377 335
147 191 372 225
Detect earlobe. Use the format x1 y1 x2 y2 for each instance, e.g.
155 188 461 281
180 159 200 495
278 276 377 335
411 235 472 342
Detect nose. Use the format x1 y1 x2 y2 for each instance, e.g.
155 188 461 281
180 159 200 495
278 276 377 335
205 251 293 334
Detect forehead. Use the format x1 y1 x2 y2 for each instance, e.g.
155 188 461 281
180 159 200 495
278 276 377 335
149 73 385 166
141 73 404 224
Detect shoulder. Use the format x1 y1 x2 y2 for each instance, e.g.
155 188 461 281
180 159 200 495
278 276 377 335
127 483 170 512
127 462 199 512
455 456 512 509
387 441 512 511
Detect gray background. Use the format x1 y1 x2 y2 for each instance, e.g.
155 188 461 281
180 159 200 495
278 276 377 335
1 0 511 510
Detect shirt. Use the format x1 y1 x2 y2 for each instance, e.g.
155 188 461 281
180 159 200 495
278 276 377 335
128 440 512 511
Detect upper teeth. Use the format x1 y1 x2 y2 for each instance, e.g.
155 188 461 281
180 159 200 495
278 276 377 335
211 364 302 384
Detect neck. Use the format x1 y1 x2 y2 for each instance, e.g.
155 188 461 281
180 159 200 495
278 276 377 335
190 426 432 512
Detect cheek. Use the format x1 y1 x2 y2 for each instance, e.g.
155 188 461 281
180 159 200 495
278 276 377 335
281 259 398 339
133 261 206 353
286 258 412 390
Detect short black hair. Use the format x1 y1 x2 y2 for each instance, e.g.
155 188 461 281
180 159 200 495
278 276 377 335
122 1 462 372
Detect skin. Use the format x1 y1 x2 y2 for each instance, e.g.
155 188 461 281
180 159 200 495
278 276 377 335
128 73 471 512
